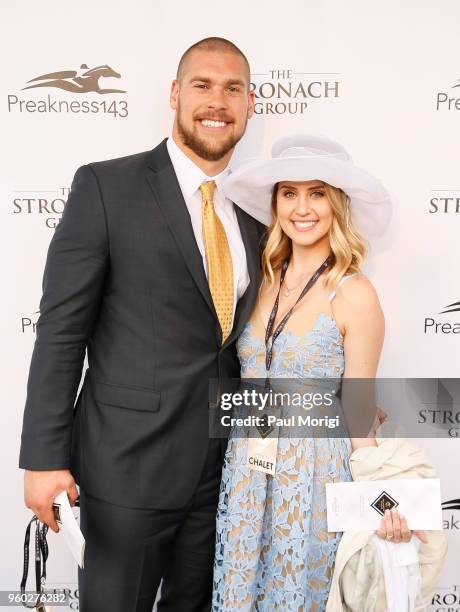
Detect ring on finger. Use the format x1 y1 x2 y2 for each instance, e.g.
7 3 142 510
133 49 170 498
386 534 393 540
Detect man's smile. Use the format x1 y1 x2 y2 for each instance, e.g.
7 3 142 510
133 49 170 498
201 119 227 127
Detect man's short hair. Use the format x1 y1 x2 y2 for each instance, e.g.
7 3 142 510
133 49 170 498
176 37 251 84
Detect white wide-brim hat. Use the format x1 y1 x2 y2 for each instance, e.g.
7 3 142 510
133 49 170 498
224 134 392 237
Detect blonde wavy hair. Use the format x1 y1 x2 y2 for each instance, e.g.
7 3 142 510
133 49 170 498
261 182 367 289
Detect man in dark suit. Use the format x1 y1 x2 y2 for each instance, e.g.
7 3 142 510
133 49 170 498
19 37 265 611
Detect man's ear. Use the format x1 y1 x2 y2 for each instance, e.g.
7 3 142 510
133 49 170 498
247 88 255 119
170 80 179 110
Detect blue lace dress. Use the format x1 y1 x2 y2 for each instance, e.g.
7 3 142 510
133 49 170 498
213 279 354 611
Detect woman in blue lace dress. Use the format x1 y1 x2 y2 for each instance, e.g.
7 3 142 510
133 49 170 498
212 135 410 610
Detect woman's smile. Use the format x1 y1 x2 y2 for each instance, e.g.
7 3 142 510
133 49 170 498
291 219 319 232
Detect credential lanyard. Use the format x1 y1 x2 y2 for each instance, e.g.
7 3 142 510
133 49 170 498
20 516 49 609
264 254 333 373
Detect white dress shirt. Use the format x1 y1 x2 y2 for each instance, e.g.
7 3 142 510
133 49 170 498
166 137 250 324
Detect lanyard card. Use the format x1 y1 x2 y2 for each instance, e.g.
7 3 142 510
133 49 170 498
246 422 279 475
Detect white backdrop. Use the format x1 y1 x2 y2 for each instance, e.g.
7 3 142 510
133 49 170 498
1 1 459 609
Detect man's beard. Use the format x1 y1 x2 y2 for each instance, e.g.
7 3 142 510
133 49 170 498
176 104 247 162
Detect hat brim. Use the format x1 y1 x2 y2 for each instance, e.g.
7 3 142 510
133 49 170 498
224 156 392 237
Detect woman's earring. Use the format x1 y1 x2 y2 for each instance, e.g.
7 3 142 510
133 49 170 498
346 200 350 229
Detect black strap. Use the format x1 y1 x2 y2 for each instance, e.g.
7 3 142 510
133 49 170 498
264 254 333 373
20 516 49 609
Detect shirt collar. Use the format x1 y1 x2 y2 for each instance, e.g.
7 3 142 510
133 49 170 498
167 136 230 201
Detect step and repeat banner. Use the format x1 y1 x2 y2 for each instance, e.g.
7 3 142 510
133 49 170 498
1 0 459 609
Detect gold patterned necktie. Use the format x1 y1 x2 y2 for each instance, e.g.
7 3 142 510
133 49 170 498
200 180 234 343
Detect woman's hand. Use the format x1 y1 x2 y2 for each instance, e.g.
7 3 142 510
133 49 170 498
375 509 428 544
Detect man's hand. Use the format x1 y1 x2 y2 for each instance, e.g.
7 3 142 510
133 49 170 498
24 469 79 533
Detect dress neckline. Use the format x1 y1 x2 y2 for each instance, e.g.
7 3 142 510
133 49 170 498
248 309 344 342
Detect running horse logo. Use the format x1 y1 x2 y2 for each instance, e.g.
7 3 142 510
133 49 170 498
22 64 126 94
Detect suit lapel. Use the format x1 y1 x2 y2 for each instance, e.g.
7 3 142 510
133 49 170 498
146 141 217 319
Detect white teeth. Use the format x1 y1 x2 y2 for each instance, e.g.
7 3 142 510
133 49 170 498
201 119 227 128
293 221 316 228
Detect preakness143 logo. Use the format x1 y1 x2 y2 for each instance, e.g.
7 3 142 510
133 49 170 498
7 63 128 118
436 77 460 111
442 497 460 531
424 300 460 334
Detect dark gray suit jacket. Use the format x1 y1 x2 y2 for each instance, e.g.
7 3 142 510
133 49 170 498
19 139 265 509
